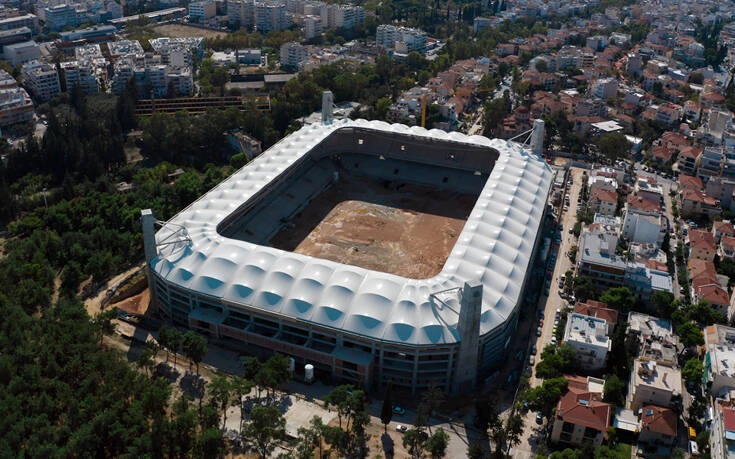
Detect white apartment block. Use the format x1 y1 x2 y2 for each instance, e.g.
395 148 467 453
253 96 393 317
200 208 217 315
628 358 682 411
149 37 204 67
622 210 666 247
255 1 291 33
0 86 33 127
43 4 81 31
563 313 611 371
108 40 145 59
704 324 735 398
60 60 98 94
21 60 60 102
111 54 191 98
0 13 38 32
320 3 364 30
376 25 427 54
227 0 255 29
280 41 309 68
189 1 216 22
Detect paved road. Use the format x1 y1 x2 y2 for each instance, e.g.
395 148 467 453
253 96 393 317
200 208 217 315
510 167 585 458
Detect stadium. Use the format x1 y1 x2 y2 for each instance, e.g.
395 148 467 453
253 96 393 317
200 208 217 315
142 116 553 394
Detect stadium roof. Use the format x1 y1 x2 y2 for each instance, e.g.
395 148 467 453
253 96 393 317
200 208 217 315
151 119 552 346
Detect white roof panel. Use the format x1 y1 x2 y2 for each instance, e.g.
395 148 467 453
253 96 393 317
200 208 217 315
152 119 553 346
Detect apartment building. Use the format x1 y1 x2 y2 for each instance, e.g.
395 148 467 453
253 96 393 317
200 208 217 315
303 15 322 40
589 77 617 100
320 3 364 30
688 229 717 261
255 1 291 33
227 0 255 29
680 189 721 218
588 188 617 216
0 86 33 127
550 375 611 448
149 37 204 67
704 324 735 397
376 25 427 54
573 301 618 335
628 359 682 410
280 42 309 68
622 210 666 246
44 4 81 31
638 405 678 450
0 13 38 32
60 60 99 94
711 401 735 459
21 60 60 102
577 231 627 290
107 40 144 59
189 1 216 22
563 313 611 371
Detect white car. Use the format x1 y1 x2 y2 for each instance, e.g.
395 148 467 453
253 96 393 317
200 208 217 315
396 424 408 433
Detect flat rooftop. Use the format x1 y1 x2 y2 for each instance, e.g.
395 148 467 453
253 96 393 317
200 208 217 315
632 358 681 395
564 313 610 348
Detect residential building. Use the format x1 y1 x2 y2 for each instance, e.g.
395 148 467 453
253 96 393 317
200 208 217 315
376 25 427 54
60 60 98 94
638 405 678 451
227 0 255 29
3 40 39 66
255 1 291 33
21 60 60 102
43 4 80 31
622 210 666 247
0 27 32 60
706 177 735 210
704 324 735 397
0 13 38 32
280 42 309 68
634 177 663 203
563 313 611 371
714 221 735 244
550 375 611 448
628 358 682 410
722 236 735 261
0 86 33 127
589 188 617 216
574 300 618 335
698 147 724 182
108 40 145 59
149 37 204 67
677 146 701 175
711 401 735 459
590 77 617 100
577 231 627 290
680 189 721 218
59 25 117 47
189 1 216 22
689 229 717 261
303 15 322 40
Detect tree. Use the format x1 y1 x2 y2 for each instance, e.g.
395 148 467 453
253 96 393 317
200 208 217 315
232 376 254 434
425 427 450 458
169 327 184 370
603 374 625 407
682 358 704 387
595 133 632 162
651 291 675 319
535 344 577 379
324 385 354 430
242 404 286 459
523 377 569 421
380 381 393 432
182 330 208 375
504 413 524 453
295 416 325 459
94 307 118 345
136 341 157 377
573 276 596 301
209 374 232 429
678 321 704 348
402 428 428 459
599 287 635 313
467 442 488 459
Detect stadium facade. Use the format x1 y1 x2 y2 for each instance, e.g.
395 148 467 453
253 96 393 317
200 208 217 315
142 117 553 394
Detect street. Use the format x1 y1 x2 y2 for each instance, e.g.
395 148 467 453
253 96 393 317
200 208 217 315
510 167 585 458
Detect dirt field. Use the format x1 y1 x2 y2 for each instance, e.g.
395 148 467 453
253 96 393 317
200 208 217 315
268 175 478 279
153 24 227 39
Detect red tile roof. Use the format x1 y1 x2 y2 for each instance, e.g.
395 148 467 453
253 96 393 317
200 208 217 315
723 406 735 431
643 259 668 273
694 283 729 306
640 405 677 437
627 194 661 212
678 174 703 191
688 259 717 280
574 300 619 325
681 189 719 206
713 221 735 235
689 229 717 252
722 235 735 249
592 188 618 204
556 384 610 432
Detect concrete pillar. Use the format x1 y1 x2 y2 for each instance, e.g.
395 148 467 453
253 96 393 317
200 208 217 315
322 90 333 124
141 209 157 265
451 280 482 394
531 118 545 156
141 209 158 314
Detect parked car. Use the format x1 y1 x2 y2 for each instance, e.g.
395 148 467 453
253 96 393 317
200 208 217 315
529 355 535 365
531 345 537 355
536 327 542 337
396 424 408 433
392 406 406 416
551 336 557 345
536 413 544 424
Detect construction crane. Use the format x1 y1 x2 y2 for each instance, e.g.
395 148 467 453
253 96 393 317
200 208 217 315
421 93 427 128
